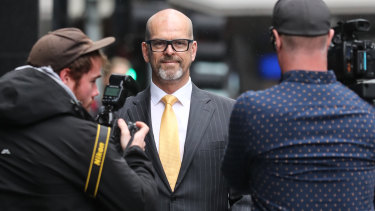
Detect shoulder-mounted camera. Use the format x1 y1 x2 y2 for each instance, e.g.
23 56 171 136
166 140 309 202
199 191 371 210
328 19 375 102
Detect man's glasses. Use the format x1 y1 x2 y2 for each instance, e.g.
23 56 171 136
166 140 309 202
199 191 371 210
146 39 194 52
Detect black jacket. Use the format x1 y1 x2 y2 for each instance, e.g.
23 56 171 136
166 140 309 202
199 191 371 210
0 67 157 211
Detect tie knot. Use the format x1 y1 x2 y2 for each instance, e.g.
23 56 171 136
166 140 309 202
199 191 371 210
162 95 178 105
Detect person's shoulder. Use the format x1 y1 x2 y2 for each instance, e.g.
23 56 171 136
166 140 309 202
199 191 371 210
35 115 99 151
234 89 266 106
195 87 235 104
57 115 98 133
0 66 42 83
126 87 149 104
115 87 149 116
209 91 235 103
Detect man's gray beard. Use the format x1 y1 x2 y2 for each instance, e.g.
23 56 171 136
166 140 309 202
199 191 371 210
158 67 183 81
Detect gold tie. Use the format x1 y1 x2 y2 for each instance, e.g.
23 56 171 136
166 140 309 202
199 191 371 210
159 95 181 191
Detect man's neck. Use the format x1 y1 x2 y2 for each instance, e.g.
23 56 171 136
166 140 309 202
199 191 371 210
280 51 328 73
152 76 190 94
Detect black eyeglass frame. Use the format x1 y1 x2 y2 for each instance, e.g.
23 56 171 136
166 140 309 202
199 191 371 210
145 39 194 52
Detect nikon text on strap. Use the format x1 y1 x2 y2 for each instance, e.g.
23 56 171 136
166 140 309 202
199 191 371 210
84 124 111 198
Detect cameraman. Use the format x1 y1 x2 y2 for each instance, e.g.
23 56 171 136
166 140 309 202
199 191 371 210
222 0 375 209
0 28 157 210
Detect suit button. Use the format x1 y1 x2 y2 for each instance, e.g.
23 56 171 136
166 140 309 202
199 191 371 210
170 196 176 201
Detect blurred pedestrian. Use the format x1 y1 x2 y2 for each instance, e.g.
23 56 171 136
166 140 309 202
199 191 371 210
103 56 132 86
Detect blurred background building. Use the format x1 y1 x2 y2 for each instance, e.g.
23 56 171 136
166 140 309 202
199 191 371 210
1 0 375 99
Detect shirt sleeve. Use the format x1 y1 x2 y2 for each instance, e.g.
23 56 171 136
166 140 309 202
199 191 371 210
222 93 253 192
84 124 158 211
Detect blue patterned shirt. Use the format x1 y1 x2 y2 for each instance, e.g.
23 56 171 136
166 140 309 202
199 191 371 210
222 70 375 210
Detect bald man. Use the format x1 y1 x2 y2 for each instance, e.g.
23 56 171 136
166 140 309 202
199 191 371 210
116 9 250 211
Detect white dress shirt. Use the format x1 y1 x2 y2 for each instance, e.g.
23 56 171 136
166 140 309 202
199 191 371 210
150 78 192 160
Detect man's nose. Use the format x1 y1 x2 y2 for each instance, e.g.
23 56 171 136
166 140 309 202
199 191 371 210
93 84 99 97
164 43 175 55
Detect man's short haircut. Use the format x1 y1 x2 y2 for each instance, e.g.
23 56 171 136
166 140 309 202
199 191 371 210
68 50 107 86
282 35 329 52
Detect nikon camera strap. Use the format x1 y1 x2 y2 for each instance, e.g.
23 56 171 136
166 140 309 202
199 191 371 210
84 124 111 198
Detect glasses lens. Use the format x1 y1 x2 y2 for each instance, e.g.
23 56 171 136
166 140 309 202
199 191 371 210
150 40 167 52
172 40 189 52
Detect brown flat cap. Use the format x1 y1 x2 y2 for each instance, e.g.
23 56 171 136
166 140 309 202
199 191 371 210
27 28 115 71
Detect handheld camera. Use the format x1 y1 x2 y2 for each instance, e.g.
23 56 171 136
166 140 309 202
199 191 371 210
96 74 139 127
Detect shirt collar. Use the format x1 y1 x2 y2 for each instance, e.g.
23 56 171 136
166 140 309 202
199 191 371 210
150 77 192 106
281 70 337 84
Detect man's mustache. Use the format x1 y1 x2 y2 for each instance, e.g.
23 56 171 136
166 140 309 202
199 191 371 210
160 56 181 63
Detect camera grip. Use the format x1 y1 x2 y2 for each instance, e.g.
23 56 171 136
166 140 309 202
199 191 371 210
125 121 139 149
111 120 139 153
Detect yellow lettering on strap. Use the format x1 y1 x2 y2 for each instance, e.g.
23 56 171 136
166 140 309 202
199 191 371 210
84 124 111 198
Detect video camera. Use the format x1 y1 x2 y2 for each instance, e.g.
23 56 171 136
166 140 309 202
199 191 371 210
328 18 375 103
95 74 139 128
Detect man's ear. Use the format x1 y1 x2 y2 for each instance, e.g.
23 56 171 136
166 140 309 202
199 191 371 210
327 29 335 49
191 41 197 62
59 68 71 84
269 27 276 51
272 29 282 52
141 42 150 63
59 68 74 90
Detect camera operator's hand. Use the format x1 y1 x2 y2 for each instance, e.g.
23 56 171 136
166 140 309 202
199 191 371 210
117 118 148 151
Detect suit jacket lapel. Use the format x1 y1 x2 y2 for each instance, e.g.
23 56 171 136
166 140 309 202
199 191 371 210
127 88 171 190
176 85 214 187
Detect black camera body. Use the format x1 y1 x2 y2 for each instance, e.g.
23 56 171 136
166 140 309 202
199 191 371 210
96 74 139 126
328 19 375 102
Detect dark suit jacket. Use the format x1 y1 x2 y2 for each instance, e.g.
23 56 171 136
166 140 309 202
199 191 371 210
116 84 251 211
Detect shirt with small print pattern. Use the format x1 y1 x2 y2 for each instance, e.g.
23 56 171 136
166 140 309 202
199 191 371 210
222 70 375 210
